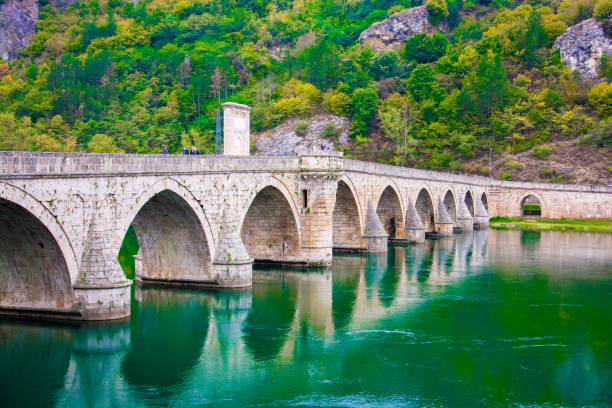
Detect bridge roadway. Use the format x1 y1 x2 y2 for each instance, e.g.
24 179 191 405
0 151 610 320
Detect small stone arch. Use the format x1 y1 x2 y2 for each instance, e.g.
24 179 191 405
520 193 543 217
443 189 457 223
332 178 364 249
120 178 215 281
481 192 489 211
464 190 474 217
415 187 435 232
240 182 301 262
0 184 75 309
376 184 405 239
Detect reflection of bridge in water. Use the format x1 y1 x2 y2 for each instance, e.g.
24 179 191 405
2 230 612 406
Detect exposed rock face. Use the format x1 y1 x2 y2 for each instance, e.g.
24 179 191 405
0 0 38 62
553 18 612 80
254 114 350 156
358 6 443 52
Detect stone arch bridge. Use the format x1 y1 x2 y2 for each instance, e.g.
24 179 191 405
1 151 610 321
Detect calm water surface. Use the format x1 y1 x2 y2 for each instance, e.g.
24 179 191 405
1 230 612 407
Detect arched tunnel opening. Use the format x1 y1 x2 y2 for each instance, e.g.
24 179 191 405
118 189 212 283
376 186 404 240
521 195 542 217
332 181 362 250
443 190 457 224
465 191 474 217
241 186 300 262
0 199 73 310
415 189 435 233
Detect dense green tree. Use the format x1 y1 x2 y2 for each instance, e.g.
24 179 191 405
350 88 378 139
404 33 450 64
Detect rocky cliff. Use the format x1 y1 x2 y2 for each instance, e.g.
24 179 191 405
0 0 38 62
554 18 612 80
254 114 350 156
358 6 443 52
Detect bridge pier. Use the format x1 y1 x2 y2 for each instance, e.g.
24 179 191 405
456 199 474 232
435 199 454 236
474 197 490 229
298 154 343 266
404 200 425 243
363 200 388 253
76 210 131 320
212 210 253 288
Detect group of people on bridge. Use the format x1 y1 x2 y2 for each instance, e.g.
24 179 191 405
161 145 201 155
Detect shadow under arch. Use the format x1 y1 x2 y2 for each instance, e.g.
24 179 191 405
376 185 405 239
0 196 74 310
464 190 474 217
415 188 435 233
443 189 457 224
240 185 300 262
129 188 213 282
332 179 363 249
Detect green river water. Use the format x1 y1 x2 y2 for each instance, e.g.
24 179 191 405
1 229 612 407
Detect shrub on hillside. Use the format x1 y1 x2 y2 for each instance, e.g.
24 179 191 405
595 0 612 19
295 120 308 136
426 0 449 26
404 33 449 64
588 82 612 117
531 145 553 159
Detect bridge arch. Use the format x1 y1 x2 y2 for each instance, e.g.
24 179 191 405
332 177 364 249
121 178 214 281
443 189 457 223
415 187 436 233
464 190 474 217
520 192 543 217
240 179 301 262
376 184 405 239
0 183 76 309
481 191 489 211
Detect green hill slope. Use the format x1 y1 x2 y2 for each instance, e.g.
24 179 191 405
0 0 610 182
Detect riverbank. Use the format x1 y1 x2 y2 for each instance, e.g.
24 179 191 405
490 217 612 233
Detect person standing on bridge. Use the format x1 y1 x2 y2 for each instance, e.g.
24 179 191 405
161 145 169 155
183 146 189 155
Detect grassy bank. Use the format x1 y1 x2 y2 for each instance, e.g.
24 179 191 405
490 217 612 234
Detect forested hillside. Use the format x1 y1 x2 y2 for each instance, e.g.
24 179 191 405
0 0 611 182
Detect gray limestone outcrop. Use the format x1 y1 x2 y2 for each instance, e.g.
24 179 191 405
254 114 349 156
0 0 38 62
358 5 444 52
553 18 612 79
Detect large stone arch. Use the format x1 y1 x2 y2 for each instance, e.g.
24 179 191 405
0 183 76 309
240 181 301 262
376 184 405 239
464 190 475 217
332 177 364 249
121 178 214 282
443 189 457 223
415 187 435 233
